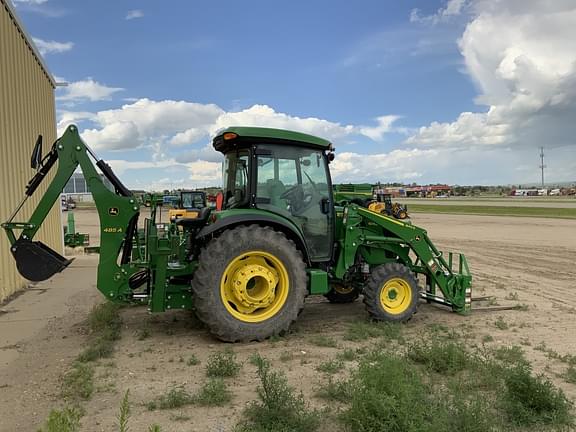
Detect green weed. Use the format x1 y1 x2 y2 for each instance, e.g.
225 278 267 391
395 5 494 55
316 377 350 402
77 302 122 362
481 334 494 343
206 350 241 378
308 335 338 348
186 354 200 366
316 359 344 374
502 365 573 427
562 365 576 384
38 406 82 432
117 390 130 432
494 316 509 330
279 351 294 362
491 346 528 366
505 292 519 301
406 340 471 375
337 348 357 361
148 386 194 410
237 357 319 432
195 378 232 406
61 362 94 401
344 321 402 342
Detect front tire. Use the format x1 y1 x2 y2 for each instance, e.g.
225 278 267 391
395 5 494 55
325 283 360 303
363 263 419 322
192 225 307 342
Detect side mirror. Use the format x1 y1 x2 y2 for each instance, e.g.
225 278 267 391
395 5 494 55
31 135 43 170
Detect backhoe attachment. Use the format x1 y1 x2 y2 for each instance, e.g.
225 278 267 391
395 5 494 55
2 125 138 284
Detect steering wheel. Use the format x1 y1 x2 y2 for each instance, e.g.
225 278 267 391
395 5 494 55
280 179 322 216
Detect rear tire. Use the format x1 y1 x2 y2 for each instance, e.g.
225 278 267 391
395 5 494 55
363 263 419 322
192 225 307 342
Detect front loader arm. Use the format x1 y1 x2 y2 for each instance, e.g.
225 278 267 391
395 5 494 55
336 206 472 313
2 125 140 298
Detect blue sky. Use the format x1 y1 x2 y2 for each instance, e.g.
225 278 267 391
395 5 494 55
13 0 576 189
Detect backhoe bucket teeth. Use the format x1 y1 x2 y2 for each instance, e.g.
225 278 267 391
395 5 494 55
11 239 73 281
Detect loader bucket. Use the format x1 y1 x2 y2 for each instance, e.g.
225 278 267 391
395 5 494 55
11 238 73 281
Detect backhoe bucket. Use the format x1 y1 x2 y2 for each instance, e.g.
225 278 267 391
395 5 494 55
11 238 73 281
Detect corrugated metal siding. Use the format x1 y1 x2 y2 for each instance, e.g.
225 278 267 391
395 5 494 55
0 1 62 302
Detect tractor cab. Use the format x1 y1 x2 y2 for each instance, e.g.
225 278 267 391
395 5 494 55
213 127 336 262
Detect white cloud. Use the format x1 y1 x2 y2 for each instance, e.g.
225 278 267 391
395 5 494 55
32 37 73 55
57 79 124 102
186 160 222 182
410 0 468 24
125 9 144 20
211 104 357 141
408 0 576 152
105 159 179 176
57 111 96 135
359 115 402 141
68 99 399 152
78 98 223 150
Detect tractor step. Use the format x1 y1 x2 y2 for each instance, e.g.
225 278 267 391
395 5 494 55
10 238 73 281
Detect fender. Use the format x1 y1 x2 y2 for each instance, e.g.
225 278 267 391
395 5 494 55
197 213 311 264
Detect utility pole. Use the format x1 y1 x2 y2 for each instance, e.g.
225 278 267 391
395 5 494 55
539 147 546 188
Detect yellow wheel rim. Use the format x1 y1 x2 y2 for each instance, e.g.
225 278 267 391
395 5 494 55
380 277 412 315
333 284 354 295
220 251 289 323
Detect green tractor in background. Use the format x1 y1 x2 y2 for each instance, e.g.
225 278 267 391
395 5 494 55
2 125 471 342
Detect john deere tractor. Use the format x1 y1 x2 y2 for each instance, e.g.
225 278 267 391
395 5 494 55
3 125 471 342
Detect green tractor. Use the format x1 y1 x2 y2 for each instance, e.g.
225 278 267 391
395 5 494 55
2 125 471 342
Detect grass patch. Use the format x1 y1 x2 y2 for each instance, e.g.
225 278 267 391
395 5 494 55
502 365 573 426
481 334 494 343
147 386 194 411
195 378 232 406
186 354 200 366
61 362 94 401
494 316 509 330
406 339 471 375
407 204 576 219
562 366 576 384
338 344 574 432
279 351 294 362
337 348 357 362
237 356 319 432
308 335 338 348
534 343 576 366
316 377 350 402
77 302 122 362
137 328 150 340
38 406 82 432
491 346 528 366
344 321 402 342
504 292 519 301
316 359 344 374
206 350 241 378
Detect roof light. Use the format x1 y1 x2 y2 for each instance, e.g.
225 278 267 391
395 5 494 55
223 132 238 141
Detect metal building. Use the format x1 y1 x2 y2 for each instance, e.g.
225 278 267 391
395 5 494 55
0 0 63 302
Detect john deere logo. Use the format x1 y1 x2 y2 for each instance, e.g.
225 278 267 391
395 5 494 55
108 207 119 216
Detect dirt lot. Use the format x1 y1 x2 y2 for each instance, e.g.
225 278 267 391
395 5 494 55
1 210 575 431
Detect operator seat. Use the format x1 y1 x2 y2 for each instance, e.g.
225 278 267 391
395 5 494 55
266 179 287 208
175 207 212 230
